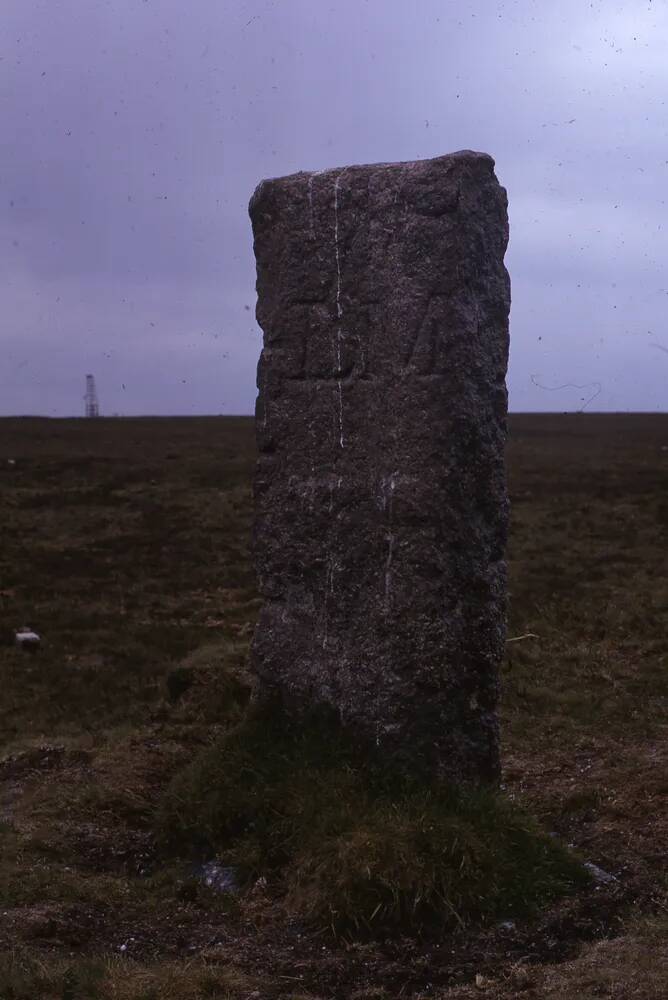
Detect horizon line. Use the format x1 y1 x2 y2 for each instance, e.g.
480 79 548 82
2 410 668 420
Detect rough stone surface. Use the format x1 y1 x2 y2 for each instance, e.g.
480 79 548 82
249 151 510 784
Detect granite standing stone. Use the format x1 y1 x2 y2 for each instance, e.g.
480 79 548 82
249 151 510 784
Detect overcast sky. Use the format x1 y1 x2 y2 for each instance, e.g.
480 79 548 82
2 0 666 416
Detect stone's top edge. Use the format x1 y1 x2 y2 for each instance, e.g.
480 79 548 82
249 150 496 203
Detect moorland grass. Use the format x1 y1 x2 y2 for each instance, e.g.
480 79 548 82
3 415 668 996
0 950 253 1000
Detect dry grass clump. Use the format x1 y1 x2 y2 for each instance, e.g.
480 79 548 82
0 950 255 1000
159 702 590 936
523 916 668 1000
164 638 255 725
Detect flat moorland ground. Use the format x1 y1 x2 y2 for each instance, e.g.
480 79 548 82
0 413 667 999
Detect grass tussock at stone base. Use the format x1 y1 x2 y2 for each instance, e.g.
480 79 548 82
158 700 590 937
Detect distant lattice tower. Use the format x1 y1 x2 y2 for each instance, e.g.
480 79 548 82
84 374 100 418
